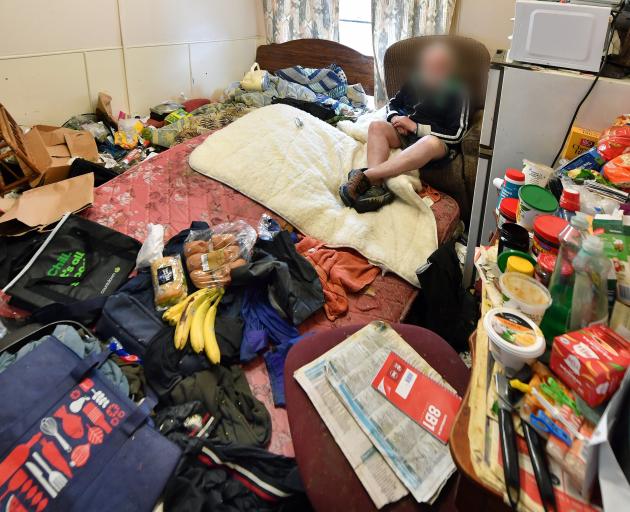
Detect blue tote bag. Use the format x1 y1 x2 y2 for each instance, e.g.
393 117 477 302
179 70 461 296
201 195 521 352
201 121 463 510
0 327 181 511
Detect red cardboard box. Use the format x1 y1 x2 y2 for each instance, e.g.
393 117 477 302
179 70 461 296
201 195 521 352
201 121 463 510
550 325 630 407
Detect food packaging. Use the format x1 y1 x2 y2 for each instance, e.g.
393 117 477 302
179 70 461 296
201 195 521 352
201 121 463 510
559 147 606 174
499 272 552 324
561 127 601 162
151 255 188 309
597 117 630 161
522 160 554 187
484 307 546 374
550 325 630 407
602 153 630 190
517 185 558 231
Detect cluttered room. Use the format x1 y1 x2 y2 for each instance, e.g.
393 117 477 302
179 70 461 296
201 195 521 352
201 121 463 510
1 0 630 510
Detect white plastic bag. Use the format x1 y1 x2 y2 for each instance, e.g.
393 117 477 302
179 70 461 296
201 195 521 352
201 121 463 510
136 224 165 269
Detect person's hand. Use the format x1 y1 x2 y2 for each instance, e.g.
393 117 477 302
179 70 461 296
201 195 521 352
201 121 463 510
391 116 416 135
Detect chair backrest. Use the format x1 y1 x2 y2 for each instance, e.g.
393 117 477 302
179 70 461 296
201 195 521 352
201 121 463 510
383 35 491 111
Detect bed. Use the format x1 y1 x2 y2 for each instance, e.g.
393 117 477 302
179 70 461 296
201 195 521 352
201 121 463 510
84 39 461 456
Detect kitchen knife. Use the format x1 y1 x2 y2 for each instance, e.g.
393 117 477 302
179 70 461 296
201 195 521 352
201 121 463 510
523 420 557 512
495 374 520 510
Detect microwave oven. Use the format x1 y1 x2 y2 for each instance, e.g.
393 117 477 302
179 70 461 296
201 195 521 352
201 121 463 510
509 0 612 72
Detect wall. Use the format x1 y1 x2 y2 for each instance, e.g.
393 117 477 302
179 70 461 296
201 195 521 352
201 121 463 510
0 0 266 125
451 0 516 56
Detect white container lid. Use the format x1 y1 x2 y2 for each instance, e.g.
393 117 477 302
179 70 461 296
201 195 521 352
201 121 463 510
484 307 546 357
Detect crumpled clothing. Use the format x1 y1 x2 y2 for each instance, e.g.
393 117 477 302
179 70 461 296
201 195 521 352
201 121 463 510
296 236 380 321
240 287 302 407
0 325 129 396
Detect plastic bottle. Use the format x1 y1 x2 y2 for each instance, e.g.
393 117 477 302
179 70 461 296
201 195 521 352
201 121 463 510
540 215 590 343
568 235 611 330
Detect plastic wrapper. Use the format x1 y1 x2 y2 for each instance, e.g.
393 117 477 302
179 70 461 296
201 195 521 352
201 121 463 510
151 255 188 310
183 220 256 289
136 223 165 269
603 153 630 190
597 115 630 161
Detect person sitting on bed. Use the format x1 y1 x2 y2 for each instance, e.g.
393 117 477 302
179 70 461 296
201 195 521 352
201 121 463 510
339 41 469 213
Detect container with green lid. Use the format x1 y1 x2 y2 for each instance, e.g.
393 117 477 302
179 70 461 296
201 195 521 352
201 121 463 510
517 185 558 231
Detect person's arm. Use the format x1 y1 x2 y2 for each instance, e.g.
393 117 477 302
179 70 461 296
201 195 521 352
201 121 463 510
428 90 470 143
386 85 409 122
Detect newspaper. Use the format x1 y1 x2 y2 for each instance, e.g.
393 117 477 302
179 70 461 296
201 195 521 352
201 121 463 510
324 321 457 503
294 338 409 508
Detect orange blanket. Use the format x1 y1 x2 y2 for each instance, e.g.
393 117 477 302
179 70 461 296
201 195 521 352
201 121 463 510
296 237 380 321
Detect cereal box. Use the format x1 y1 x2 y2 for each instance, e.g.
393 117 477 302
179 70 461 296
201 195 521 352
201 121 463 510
550 325 630 407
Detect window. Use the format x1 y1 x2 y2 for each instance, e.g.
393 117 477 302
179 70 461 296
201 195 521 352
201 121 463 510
339 0 373 56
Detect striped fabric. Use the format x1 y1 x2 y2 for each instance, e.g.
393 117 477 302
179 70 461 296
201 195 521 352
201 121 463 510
275 63 348 99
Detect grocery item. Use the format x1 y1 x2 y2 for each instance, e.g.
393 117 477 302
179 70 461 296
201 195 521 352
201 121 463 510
506 256 535 277
151 255 188 309
569 235 612 330
498 198 519 228
522 160 554 187
597 118 630 161
550 325 630 407
534 253 559 288
561 127 601 161
557 187 580 222
602 153 630 190
497 168 525 210
541 216 590 343
498 222 530 255
532 215 568 257
559 147 606 174
497 250 537 274
500 272 552 324
592 212 629 308
484 308 546 374
517 185 559 231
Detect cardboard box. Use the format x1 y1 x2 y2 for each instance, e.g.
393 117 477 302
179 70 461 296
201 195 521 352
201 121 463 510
562 126 601 161
18 126 98 186
550 325 630 407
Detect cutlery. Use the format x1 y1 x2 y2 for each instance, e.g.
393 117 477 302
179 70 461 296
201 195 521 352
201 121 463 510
40 440 72 478
0 470 27 502
40 418 71 453
0 433 42 488
495 374 520 510
32 452 67 494
523 421 557 512
5 495 28 512
68 396 90 414
82 403 112 434
24 463 57 499
53 406 84 439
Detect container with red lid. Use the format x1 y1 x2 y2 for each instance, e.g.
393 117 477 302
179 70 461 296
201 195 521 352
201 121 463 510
498 197 519 228
558 187 580 222
496 168 525 210
532 215 569 256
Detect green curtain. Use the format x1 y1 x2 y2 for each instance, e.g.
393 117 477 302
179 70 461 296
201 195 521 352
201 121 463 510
263 0 340 43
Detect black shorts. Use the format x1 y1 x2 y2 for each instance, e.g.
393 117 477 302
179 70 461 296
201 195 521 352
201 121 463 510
398 133 458 161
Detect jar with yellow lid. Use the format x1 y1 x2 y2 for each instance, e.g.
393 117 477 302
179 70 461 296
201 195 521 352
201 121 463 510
506 255 535 277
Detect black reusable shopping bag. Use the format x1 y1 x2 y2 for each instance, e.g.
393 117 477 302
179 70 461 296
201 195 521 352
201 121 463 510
3 214 140 310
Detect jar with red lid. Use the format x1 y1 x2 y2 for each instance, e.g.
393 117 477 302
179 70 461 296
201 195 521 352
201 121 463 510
498 198 518 228
532 215 569 256
558 187 580 222
535 253 556 287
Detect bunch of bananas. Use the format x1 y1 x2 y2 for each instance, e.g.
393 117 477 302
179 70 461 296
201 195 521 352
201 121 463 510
162 287 225 364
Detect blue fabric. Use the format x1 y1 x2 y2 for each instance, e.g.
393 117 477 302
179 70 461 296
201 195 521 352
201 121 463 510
276 64 348 100
240 288 302 406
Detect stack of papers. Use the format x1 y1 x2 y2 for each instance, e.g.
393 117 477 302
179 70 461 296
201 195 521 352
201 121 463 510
294 321 457 508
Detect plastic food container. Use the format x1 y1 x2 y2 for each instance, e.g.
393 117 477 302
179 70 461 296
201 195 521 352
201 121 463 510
532 215 568 256
498 198 519 228
498 222 530 255
484 307 546 374
499 272 552 324
506 256 535 277
517 185 559 231
497 250 537 273
496 168 525 210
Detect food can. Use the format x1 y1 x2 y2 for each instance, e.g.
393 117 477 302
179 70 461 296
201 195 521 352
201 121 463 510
517 185 559 231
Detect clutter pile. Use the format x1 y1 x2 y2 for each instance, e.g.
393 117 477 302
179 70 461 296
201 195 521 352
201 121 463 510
470 113 630 510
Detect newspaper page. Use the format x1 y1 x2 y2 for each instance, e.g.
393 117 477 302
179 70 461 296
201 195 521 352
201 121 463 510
325 321 457 503
294 345 409 508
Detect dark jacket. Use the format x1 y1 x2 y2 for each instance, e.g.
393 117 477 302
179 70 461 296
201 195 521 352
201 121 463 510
386 79 469 144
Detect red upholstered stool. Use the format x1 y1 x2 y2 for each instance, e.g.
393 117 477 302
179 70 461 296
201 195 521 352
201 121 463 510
284 323 470 512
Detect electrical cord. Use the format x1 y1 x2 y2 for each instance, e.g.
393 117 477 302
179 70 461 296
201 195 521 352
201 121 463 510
550 7 623 167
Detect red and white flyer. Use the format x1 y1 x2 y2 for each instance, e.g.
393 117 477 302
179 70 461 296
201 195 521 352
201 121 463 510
371 351 462 443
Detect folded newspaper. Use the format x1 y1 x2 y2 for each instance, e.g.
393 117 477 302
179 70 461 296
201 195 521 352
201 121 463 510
296 321 456 505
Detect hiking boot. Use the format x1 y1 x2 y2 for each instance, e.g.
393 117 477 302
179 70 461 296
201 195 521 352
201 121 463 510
353 185 394 214
339 168 370 206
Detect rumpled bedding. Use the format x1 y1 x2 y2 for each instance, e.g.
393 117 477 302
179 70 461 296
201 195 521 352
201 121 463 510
153 63 369 147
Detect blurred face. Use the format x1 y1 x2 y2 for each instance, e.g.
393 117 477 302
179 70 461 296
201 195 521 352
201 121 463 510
418 43 455 87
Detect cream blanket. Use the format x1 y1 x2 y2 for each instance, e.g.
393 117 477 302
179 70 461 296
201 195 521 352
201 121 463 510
189 104 437 286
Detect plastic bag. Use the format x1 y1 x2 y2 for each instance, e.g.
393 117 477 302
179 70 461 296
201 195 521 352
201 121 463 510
183 220 257 289
603 153 630 190
151 255 188 309
597 115 630 161
136 224 165 269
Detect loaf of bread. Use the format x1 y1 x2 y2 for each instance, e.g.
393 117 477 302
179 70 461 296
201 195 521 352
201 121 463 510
151 255 187 309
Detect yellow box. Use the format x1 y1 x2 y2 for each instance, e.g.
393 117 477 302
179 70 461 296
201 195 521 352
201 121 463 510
561 126 601 161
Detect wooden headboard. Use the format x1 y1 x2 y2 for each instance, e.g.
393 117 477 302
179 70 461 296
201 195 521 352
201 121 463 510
255 39 375 96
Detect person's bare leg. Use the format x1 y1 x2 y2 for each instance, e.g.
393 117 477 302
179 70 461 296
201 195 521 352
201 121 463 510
366 120 401 168
365 135 447 185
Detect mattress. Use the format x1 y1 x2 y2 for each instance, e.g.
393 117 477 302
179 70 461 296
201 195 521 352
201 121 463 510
84 131 460 456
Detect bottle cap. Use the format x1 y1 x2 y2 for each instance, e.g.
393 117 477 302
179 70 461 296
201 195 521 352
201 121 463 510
582 235 603 254
505 168 525 182
506 256 535 277
559 187 580 211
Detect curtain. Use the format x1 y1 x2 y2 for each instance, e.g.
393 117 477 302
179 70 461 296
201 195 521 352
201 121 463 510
371 0 457 105
263 0 340 43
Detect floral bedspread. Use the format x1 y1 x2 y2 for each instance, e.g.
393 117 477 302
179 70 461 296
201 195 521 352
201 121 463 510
84 132 459 456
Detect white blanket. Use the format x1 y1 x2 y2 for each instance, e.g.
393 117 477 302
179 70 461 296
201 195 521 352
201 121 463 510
189 104 437 286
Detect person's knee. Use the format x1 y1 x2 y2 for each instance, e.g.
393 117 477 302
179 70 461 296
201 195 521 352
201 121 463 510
422 135 446 155
368 120 391 137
